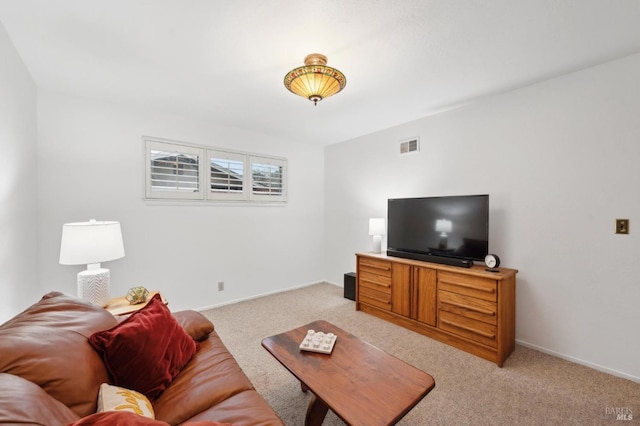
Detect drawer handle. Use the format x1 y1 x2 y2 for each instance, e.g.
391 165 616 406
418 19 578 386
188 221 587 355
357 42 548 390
441 280 495 294
441 300 495 316
440 319 495 339
360 279 390 289
361 263 391 272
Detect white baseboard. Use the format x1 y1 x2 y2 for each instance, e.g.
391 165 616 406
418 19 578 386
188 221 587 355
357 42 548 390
195 281 339 312
516 339 639 383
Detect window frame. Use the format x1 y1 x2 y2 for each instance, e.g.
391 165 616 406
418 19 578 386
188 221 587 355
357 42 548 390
207 149 248 201
144 137 287 204
145 139 205 200
249 155 287 202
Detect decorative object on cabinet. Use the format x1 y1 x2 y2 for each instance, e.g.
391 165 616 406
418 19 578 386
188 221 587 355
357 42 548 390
484 254 501 272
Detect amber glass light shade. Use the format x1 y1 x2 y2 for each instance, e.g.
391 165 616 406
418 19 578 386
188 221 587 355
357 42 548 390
284 53 346 105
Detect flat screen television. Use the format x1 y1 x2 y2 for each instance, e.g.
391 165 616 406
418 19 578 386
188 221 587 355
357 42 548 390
387 194 489 266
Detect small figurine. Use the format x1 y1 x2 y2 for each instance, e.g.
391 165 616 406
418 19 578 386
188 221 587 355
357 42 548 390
126 286 149 305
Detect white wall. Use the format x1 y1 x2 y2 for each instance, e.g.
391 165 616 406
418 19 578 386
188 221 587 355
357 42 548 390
0 22 38 322
37 90 325 313
325 53 640 382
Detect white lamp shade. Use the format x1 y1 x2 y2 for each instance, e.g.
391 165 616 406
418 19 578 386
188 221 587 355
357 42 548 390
369 218 386 236
59 220 125 265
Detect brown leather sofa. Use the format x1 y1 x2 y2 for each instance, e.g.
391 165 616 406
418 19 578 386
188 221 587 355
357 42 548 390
0 291 284 425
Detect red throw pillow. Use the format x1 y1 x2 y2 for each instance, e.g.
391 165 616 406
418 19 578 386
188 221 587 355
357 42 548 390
89 294 197 401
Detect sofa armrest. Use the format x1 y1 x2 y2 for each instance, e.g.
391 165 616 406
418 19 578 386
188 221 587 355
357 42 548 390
0 292 117 417
0 373 80 426
173 310 215 341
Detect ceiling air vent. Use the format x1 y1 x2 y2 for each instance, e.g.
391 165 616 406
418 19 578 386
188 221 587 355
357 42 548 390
400 138 419 155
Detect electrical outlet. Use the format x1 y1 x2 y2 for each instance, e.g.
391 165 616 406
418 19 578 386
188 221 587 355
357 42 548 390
218 281 224 291
616 219 629 235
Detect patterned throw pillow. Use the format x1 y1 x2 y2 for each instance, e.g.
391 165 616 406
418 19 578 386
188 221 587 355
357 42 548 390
97 383 154 419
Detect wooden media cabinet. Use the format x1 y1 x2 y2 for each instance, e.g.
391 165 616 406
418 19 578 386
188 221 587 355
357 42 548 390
356 252 517 367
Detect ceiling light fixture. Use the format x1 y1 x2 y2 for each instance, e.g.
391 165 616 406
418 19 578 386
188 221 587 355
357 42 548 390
284 53 346 106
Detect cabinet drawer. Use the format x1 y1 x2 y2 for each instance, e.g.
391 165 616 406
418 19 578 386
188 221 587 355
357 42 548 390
359 270 391 288
439 311 497 348
359 275 391 294
359 286 391 311
438 290 496 325
437 272 497 302
359 258 392 277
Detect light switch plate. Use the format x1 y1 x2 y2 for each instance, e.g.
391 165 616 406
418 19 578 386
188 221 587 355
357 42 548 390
616 219 629 234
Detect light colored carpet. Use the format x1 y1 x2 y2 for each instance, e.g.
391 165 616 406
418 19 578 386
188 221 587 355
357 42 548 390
201 283 639 425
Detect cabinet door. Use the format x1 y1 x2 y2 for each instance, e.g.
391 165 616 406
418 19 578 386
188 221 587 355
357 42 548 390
414 267 436 326
391 263 411 317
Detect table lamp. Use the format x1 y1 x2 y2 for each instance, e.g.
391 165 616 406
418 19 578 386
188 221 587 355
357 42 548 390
59 219 125 307
368 218 386 253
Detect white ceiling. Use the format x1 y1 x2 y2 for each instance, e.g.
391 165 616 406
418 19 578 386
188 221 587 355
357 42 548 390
1 0 639 145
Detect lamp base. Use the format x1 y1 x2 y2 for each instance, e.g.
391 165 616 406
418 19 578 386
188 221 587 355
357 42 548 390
372 235 382 253
78 268 110 307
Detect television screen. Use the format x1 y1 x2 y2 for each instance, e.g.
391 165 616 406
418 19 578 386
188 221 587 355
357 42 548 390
387 195 489 262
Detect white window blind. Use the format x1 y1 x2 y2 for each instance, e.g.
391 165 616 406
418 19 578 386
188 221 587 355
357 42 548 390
145 139 204 200
208 150 247 201
151 151 199 190
250 156 286 201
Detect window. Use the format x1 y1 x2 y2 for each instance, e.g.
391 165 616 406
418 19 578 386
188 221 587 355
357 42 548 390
145 140 204 200
208 150 246 201
144 137 287 203
250 156 286 201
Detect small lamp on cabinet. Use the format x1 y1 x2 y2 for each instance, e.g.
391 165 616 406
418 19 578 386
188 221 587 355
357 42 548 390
368 218 386 253
59 219 125 307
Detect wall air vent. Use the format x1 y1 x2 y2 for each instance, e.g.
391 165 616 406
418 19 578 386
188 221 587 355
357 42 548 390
400 138 420 155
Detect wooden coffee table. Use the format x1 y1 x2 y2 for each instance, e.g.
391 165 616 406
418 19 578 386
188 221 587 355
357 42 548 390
261 320 435 425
